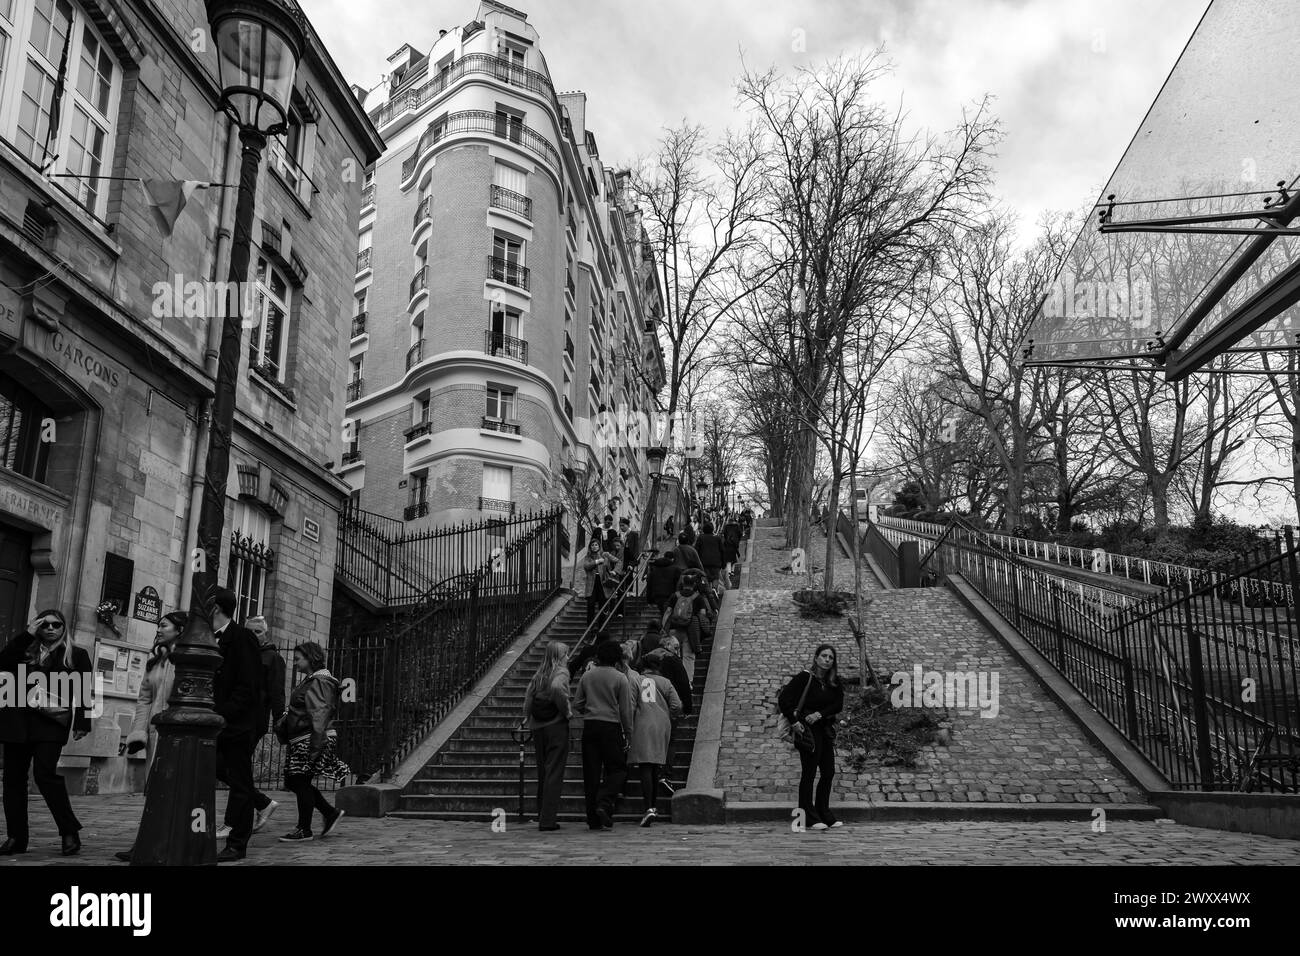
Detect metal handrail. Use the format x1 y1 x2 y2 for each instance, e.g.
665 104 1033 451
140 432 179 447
567 551 652 667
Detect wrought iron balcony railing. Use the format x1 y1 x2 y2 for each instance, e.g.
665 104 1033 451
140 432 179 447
487 255 529 290
404 421 433 441
361 183 375 208
412 196 431 230
403 500 429 521
489 184 532 220
478 496 516 515
409 266 427 301
370 53 558 131
356 247 372 273
401 109 561 180
347 378 364 402
406 339 425 371
481 417 521 436
351 312 367 337
484 331 528 364
341 449 362 465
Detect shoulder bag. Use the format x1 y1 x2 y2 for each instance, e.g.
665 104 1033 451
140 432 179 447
776 672 816 753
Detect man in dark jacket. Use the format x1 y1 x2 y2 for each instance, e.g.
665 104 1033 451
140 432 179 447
211 589 263 862
645 549 681 615
619 517 640 566
694 522 725 584
674 532 703 572
229 616 282 837
602 514 619 553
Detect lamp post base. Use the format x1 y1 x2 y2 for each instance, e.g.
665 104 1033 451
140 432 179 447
130 711 224 866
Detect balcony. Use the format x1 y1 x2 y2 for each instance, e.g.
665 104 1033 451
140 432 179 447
409 266 427 301
361 183 375 209
487 256 529 291
481 417 521 436
563 396 572 420
489 185 532 221
565 271 575 299
564 331 574 362
401 109 561 181
404 421 433 442
341 449 362 465
371 54 558 132
403 501 429 521
589 369 600 394
356 247 372 273
351 312 367 337
478 496 516 515
347 379 364 402
484 331 528 364
406 340 425 371
412 196 431 230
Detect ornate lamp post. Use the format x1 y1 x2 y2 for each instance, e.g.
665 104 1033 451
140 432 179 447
132 0 304 866
642 446 666 549
730 480 737 511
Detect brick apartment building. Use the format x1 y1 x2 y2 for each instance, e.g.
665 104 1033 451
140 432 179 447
0 0 382 792
342 0 664 545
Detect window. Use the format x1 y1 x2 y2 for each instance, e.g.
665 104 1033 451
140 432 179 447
499 40 526 71
268 103 315 204
417 397 429 423
409 472 427 505
492 161 526 197
0 372 51 482
349 356 362 383
485 385 514 422
1 0 120 217
248 256 291 381
489 304 520 340
228 501 273 623
493 233 522 265
494 105 522 144
483 464 511 502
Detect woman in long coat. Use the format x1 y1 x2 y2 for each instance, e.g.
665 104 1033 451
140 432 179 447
628 654 682 828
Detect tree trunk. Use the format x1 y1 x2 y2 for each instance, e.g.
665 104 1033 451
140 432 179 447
1055 493 1074 534
822 473 843 596
1150 473 1171 534
785 426 816 552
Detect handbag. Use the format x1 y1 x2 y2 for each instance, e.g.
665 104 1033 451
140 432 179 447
776 672 816 753
273 711 291 745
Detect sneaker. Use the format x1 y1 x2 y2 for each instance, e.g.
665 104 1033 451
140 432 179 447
253 800 280 833
595 808 613 830
278 829 313 843
320 808 345 838
810 822 829 831
215 846 245 862
828 821 844 829
639 808 657 828
216 824 231 839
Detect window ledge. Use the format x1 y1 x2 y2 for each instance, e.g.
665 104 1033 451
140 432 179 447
405 433 434 450
480 428 522 442
268 162 314 219
484 278 531 301
248 366 298 410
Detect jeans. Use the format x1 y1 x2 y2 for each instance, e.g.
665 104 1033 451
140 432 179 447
586 581 606 626
797 724 836 824
580 720 627 825
224 734 272 825
2 740 81 840
639 763 661 812
286 774 334 832
215 732 255 852
533 721 569 827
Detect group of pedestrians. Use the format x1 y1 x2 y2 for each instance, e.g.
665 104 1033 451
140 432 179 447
0 590 349 860
581 515 641 626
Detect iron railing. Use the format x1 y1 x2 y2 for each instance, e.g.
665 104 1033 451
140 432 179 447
412 196 431 230
401 109 561 181
351 312 367 337
409 266 427 301
484 330 528 364
479 496 516 514
356 247 371 272
361 183 375 208
404 421 433 442
370 53 558 131
886 516 1300 793
406 340 425 371
403 501 429 521
331 505 564 780
481 417 521 435
346 379 364 402
490 184 532 220
837 510 902 588
487 255 529 290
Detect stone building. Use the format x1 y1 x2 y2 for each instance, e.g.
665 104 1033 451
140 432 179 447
343 0 664 544
0 0 382 792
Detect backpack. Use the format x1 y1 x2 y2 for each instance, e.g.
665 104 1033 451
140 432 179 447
531 693 559 721
669 593 696 627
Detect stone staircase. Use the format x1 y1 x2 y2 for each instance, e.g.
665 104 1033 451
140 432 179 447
391 594 714 823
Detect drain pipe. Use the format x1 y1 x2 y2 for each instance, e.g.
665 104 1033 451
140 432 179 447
179 115 240 611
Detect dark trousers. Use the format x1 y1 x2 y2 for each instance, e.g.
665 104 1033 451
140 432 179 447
286 774 334 832
2 741 81 840
580 720 626 825
533 721 569 827
215 732 255 852
586 582 606 626
639 763 660 812
224 734 271 824
797 725 836 823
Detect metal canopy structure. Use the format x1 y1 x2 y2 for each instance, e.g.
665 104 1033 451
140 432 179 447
1020 0 1300 381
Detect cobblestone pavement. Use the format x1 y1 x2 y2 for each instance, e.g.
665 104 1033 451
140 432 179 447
719 527 1147 806
3 794 1296 864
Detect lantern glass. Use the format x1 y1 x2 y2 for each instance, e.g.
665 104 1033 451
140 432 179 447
213 9 301 134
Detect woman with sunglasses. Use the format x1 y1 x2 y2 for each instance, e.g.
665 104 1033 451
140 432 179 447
113 611 186 863
0 610 93 855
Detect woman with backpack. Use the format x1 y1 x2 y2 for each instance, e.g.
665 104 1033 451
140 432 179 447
629 653 682 828
661 579 710 685
778 644 845 830
522 640 571 832
276 642 349 843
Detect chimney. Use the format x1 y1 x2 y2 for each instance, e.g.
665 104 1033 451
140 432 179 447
439 29 447 36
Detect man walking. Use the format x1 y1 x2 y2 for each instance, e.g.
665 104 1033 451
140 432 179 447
574 641 635 830
217 615 282 839
212 589 263 862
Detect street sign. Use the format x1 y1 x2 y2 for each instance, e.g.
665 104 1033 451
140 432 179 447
132 586 162 624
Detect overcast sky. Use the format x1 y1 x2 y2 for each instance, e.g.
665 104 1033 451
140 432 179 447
304 0 1209 236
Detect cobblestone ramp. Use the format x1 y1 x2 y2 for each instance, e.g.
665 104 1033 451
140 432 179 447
719 526 1151 811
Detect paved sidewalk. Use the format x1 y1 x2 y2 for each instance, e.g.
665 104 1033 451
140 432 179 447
2 793 1296 864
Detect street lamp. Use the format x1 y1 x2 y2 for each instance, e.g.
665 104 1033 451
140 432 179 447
132 0 304 867
642 446 667 548
729 479 737 510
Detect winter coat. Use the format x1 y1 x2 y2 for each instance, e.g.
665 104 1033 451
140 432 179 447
214 621 263 737
523 665 572 730
0 631 94 744
695 533 725 568
778 671 845 729
674 544 703 571
583 551 612 593
645 554 681 603
282 670 341 752
257 639 287 737
722 523 742 562
126 655 175 749
622 529 641 565
629 672 682 765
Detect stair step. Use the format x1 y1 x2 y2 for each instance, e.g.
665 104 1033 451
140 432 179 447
388 810 672 824
407 778 682 796
398 794 675 814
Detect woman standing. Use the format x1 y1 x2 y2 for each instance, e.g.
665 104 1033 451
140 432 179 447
778 644 845 831
629 653 682 828
277 642 349 842
0 610 92 855
522 641 571 832
582 538 611 626
721 517 742 578
114 611 185 862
